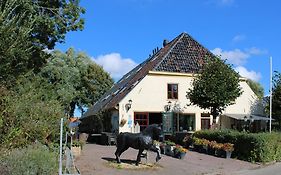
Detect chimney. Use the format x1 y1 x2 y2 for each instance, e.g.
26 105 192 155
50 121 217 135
163 39 169 47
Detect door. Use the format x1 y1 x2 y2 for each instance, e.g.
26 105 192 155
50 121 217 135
201 118 210 130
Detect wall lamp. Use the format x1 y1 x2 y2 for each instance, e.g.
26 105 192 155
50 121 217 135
166 101 172 112
125 99 132 111
244 116 248 122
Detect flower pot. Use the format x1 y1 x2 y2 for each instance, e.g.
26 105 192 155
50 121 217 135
193 144 203 152
215 149 224 157
175 152 186 159
208 147 216 155
225 151 232 159
165 145 175 156
71 146 81 158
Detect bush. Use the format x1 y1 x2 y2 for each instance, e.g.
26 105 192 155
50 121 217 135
0 143 58 175
193 130 281 163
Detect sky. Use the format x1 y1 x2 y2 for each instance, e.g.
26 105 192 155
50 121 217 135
56 0 281 95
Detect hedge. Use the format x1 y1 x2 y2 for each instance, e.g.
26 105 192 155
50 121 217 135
193 130 281 163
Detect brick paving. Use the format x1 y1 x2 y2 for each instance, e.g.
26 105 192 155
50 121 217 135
75 144 260 175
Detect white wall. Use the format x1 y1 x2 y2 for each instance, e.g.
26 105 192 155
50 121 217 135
118 71 261 132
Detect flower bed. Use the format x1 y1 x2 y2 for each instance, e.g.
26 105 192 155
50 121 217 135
192 137 234 158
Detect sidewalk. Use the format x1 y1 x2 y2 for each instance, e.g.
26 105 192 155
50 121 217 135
75 144 260 175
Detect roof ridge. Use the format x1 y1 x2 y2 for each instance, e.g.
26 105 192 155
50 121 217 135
153 33 186 71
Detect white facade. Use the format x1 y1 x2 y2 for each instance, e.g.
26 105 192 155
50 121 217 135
115 71 262 133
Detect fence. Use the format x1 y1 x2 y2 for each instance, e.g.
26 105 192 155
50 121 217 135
130 122 140 133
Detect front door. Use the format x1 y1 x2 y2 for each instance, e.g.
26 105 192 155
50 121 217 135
201 118 210 130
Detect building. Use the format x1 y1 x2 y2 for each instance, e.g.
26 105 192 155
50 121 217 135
81 32 268 135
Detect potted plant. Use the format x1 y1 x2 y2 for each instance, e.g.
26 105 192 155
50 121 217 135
201 139 210 153
120 118 127 127
71 140 83 158
192 137 203 151
164 140 176 156
208 140 217 155
174 144 188 159
222 143 234 158
213 142 224 157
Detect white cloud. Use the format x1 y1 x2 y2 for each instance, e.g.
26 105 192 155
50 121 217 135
232 34 246 42
235 66 261 81
92 53 137 80
211 48 249 65
211 47 266 66
246 47 267 55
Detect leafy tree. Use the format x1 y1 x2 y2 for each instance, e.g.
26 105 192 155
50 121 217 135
39 48 114 117
0 0 85 85
0 0 33 85
187 57 242 124
247 79 264 99
0 73 64 148
272 71 281 128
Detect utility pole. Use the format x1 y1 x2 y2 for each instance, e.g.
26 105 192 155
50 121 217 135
269 56 272 133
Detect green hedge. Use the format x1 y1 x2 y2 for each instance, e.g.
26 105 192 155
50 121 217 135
193 130 281 163
0 143 58 175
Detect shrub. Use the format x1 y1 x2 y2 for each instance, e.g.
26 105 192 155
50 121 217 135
193 130 281 163
0 143 58 175
164 140 176 146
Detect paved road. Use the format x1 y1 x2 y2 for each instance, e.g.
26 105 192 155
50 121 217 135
233 162 281 175
75 144 263 175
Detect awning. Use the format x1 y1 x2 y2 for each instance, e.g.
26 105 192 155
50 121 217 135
223 114 272 121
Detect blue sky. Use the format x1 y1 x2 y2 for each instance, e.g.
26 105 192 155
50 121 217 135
56 0 281 95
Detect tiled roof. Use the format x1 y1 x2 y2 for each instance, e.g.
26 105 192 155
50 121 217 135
154 33 213 73
82 32 215 118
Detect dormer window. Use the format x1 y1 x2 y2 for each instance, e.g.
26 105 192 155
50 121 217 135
167 84 178 99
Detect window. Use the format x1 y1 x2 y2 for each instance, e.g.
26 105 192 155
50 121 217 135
178 114 195 131
134 112 148 131
167 84 178 99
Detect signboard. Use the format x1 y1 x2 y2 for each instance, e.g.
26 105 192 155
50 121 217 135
162 112 173 134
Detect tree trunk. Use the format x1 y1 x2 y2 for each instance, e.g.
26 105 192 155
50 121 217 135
69 101 76 117
211 107 219 124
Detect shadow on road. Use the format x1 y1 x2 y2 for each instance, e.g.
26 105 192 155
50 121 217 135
102 157 137 165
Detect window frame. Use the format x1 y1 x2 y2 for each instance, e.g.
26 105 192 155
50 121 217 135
134 112 149 131
167 83 178 99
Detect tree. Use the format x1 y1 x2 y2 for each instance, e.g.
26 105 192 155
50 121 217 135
187 57 242 124
272 71 281 128
0 0 33 85
0 0 85 85
39 48 114 117
0 73 64 148
247 79 264 99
